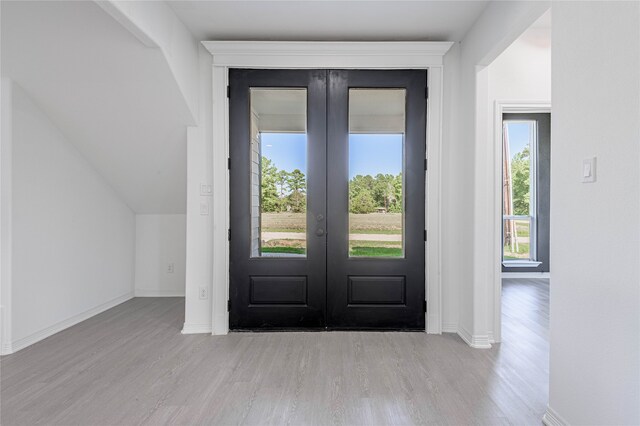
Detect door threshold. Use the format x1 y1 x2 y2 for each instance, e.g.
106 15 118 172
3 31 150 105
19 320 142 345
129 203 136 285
230 328 426 332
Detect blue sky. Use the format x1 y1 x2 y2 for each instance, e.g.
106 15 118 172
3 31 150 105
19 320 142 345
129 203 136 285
260 133 307 172
506 122 532 159
260 133 403 179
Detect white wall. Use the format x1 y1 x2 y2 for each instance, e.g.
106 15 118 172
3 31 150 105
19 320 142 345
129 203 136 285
547 2 640 424
487 26 551 103
5 83 135 353
183 45 214 334
444 1 549 347
97 0 200 125
134 214 186 297
2 1 192 215
482 19 551 343
1 78 14 353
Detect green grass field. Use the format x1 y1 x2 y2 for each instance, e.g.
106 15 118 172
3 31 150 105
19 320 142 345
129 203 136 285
349 239 402 257
516 221 530 237
350 247 403 257
258 213 530 259
261 246 403 257
503 219 531 259
261 212 402 234
260 212 403 257
260 238 402 257
261 246 306 254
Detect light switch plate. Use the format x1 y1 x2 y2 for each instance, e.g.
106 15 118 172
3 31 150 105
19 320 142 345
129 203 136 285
200 183 213 196
582 157 596 183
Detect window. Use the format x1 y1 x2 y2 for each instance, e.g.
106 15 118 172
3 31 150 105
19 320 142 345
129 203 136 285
249 88 307 257
348 88 406 258
502 120 538 263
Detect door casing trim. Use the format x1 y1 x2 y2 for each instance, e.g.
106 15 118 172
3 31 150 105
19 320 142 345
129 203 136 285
203 41 454 335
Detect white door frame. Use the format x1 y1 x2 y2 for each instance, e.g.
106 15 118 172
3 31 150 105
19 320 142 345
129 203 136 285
203 41 454 335
492 100 551 343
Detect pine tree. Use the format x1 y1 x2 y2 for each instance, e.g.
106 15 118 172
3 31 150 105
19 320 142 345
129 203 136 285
260 156 279 212
286 169 306 213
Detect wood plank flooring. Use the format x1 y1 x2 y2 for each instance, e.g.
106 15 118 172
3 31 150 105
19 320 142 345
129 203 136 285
1 278 549 425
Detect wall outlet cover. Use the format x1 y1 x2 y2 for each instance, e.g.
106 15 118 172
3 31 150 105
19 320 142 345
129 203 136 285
198 286 208 300
200 201 209 215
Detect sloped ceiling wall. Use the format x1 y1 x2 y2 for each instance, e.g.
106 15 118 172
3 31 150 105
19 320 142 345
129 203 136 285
1 1 192 213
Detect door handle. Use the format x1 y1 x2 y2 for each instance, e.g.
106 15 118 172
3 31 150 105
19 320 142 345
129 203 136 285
316 228 325 237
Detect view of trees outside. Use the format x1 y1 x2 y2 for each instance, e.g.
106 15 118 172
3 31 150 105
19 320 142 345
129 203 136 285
349 173 402 214
259 133 403 257
260 158 402 215
259 156 404 257
260 157 307 214
510 146 530 216
503 122 533 260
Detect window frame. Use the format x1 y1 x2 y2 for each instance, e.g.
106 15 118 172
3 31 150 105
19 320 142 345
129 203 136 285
502 119 539 265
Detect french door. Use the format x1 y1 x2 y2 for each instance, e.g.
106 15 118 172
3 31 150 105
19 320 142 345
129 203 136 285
228 69 426 330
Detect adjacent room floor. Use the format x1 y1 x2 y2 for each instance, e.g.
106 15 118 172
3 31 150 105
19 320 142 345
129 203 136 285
1 278 549 425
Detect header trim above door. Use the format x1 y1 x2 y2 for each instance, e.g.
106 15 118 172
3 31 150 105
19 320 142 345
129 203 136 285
203 41 454 68
204 41 451 336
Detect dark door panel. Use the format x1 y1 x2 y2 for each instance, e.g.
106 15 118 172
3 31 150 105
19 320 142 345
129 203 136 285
228 69 327 329
229 69 426 330
326 70 426 330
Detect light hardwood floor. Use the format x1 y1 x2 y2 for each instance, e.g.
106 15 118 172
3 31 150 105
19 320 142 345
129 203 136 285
1 278 549 425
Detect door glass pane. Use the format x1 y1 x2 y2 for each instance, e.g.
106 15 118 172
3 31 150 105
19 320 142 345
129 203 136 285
250 88 307 257
503 218 531 260
348 88 406 258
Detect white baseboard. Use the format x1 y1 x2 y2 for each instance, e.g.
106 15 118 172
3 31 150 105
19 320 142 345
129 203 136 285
135 289 185 297
442 322 458 333
0 305 10 355
5 292 134 355
502 272 550 279
458 326 492 349
181 323 212 334
543 406 568 426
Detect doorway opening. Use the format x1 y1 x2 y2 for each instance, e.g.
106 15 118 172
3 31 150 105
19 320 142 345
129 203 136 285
228 69 426 330
485 10 551 345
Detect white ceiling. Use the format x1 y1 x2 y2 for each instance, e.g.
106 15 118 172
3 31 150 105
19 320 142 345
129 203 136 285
252 88 307 117
349 89 405 117
1 1 190 214
168 1 489 42
251 87 406 133
520 9 551 48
